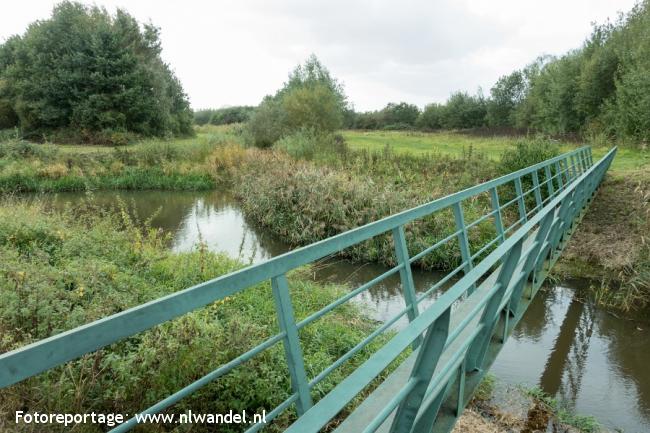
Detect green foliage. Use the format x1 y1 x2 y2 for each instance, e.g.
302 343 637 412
0 1 193 144
508 1 650 143
498 137 560 174
415 103 444 130
0 130 248 193
194 106 256 126
273 129 348 161
473 373 496 401
346 1 649 145
381 102 420 128
440 91 487 129
0 199 391 432
216 143 497 271
283 83 344 132
525 387 601 432
487 71 526 127
246 96 288 148
246 55 348 148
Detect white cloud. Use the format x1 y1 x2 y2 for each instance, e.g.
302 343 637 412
0 0 638 110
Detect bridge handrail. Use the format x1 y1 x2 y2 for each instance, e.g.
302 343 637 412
0 144 598 432
285 146 617 433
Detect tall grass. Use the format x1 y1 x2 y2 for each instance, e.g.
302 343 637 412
0 198 393 432
0 133 232 193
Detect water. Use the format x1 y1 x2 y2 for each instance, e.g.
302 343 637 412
39 190 650 432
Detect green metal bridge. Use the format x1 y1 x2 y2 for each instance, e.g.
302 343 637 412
0 146 616 433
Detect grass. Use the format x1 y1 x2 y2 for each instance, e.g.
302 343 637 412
0 197 397 432
342 129 650 311
2 125 647 310
0 125 243 193
342 129 649 173
341 130 520 159
525 387 601 433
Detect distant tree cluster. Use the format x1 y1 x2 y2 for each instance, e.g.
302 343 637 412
351 94 487 131
246 55 348 147
350 0 650 144
194 106 256 126
0 2 193 144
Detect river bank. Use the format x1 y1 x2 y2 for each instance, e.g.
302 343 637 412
20 189 649 433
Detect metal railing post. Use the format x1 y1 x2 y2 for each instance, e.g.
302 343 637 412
544 165 554 198
532 171 543 213
271 274 313 414
388 308 451 433
555 161 564 190
392 226 420 324
452 202 474 295
490 187 505 244
466 238 523 372
514 177 527 223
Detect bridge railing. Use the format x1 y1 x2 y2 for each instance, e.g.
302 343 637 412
289 146 616 433
0 145 605 432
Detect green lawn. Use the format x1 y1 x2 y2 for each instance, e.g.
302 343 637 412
341 130 519 160
341 130 646 174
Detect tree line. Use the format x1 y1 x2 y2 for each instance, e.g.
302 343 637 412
348 0 650 144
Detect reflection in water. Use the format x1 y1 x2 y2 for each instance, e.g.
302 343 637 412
538 292 594 403
309 258 452 328
36 190 650 433
495 287 650 433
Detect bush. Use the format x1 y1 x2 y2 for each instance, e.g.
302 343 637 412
245 97 287 148
246 55 348 148
416 103 444 130
0 2 193 143
498 137 560 174
0 139 58 160
273 129 348 160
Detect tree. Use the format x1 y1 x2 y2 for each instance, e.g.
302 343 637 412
416 103 444 130
441 91 487 129
487 71 526 127
381 102 420 128
0 1 192 143
246 55 348 147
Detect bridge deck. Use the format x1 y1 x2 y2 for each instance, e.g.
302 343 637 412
335 229 538 433
334 176 593 433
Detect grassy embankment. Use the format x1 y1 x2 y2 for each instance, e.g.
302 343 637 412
0 198 400 432
0 126 245 193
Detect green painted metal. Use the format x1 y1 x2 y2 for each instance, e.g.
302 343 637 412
271 274 313 414
489 187 505 244
452 202 474 295
0 145 613 433
393 226 420 325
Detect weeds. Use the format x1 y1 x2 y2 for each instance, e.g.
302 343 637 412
0 198 392 432
525 387 601 432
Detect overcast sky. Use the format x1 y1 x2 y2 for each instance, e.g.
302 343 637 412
0 0 638 111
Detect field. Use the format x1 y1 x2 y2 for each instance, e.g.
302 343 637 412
341 130 649 174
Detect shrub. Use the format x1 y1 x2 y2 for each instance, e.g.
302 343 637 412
498 137 560 174
246 55 348 148
0 2 193 143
